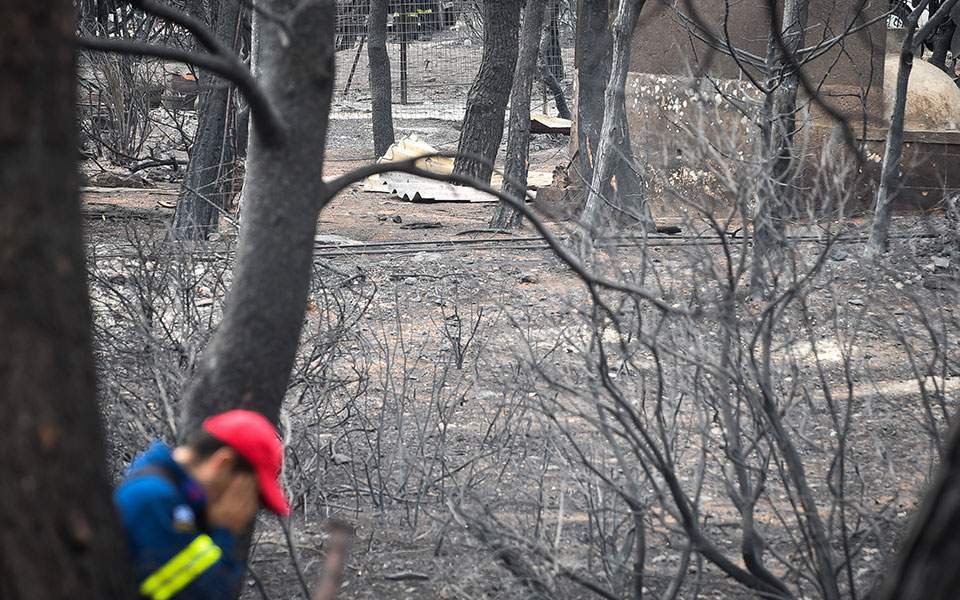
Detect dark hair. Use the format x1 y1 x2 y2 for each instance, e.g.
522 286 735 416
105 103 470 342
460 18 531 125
185 430 254 473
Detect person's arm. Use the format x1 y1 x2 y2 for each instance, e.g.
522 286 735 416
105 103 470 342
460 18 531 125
117 477 243 600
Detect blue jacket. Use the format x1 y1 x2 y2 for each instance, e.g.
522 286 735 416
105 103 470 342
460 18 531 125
114 442 242 600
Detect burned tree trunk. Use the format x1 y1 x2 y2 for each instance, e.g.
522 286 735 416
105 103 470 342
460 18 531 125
170 0 242 241
180 0 337 433
876 416 960 599
929 18 956 72
489 0 547 229
579 0 655 235
868 0 958 256
750 0 810 291
867 6 922 257
541 64 571 119
452 0 521 183
574 0 612 187
0 0 134 597
368 0 395 157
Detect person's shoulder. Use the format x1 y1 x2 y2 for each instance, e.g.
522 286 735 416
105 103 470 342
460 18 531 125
115 471 180 512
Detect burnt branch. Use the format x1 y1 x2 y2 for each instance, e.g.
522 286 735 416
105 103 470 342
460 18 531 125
77 5 283 148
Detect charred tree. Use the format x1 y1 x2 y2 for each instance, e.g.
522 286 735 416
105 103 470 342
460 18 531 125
180 0 337 433
0 0 134 597
368 0 395 157
866 21 916 257
868 0 958 256
928 17 956 72
540 63 571 119
876 415 960 599
579 0 655 235
489 0 548 229
170 0 242 240
574 0 612 186
452 0 521 183
750 0 810 291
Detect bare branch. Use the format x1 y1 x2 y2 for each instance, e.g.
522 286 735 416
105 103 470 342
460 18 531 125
76 36 283 148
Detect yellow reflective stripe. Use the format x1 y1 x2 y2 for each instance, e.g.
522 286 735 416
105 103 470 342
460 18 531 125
152 544 222 600
140 534 221 599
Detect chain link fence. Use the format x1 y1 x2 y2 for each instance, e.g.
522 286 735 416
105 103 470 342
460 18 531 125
332 0 575 120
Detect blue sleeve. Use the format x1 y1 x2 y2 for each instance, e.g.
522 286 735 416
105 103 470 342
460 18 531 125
115 476 243 600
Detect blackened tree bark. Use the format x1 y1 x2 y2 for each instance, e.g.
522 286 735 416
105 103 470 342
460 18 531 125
0 1 134 597
368 0 395 157
928 18 956 71
574 0 612 186
180 0 337 433
579 0 655 235
170 0 242 240
868 0 958 257
750 0 810 291
489 0 547 229
876 416 960 599
866 18 916 258
541 64 571 119
452 0 521 183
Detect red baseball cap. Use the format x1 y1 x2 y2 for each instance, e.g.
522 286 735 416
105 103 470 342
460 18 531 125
202 410 290 516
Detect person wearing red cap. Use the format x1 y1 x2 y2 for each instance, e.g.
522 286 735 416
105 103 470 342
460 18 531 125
114 410 290 600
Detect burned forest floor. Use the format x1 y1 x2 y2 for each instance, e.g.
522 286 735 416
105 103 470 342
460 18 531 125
82 141 960 600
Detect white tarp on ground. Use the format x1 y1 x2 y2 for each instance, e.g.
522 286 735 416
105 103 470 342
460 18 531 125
363 136 551 203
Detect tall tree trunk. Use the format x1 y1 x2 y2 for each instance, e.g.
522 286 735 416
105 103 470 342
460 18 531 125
170 0 242 241
574 0 611 187
452 0 521 183
876 415 960 599
750 0 810 291
180 0 336 434
541 63 571 119
866 9 920 257
0 1 133 597
579 0 655 235
929 19 956 71
489 0 547 229
368 0 395 157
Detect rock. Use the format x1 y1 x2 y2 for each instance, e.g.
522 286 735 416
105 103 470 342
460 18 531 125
934 256 951 270
923 274 955 290
402 277 418 285
475 390 498 402
829 248 848 261
392 215 403 223
411 251 441 263
848 298 864 306
330 453 352 465
520 274 539 284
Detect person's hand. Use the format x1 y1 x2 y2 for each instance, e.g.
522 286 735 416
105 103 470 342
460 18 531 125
207 473 259 535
